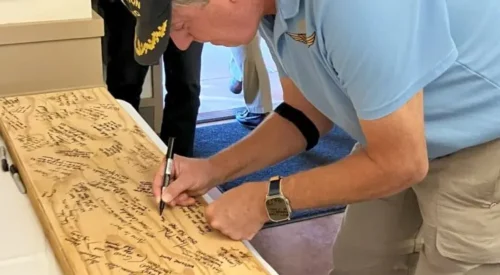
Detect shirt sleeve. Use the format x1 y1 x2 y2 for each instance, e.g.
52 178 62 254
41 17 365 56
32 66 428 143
319 0 458 120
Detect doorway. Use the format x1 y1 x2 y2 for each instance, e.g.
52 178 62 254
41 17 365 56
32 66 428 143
196 41 283 124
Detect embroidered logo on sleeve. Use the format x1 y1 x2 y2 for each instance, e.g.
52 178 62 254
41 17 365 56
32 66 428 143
286 19 316 47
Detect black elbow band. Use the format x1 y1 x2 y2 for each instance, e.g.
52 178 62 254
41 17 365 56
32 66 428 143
274 102 320 151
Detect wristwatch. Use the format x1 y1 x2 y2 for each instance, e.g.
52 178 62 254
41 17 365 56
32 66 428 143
265 176 292 223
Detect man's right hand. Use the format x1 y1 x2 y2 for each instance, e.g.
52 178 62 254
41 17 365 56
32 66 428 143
153 155 218 207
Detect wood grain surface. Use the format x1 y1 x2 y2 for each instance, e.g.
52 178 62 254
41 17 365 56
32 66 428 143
0 88 270 275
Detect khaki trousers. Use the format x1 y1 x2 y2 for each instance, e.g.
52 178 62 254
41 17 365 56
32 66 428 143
230 34 273 114
330 140 500 275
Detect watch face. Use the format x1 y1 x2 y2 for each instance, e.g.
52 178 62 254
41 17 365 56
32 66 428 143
266 197 290 221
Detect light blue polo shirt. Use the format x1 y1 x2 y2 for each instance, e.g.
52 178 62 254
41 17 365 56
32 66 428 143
259 0 500 159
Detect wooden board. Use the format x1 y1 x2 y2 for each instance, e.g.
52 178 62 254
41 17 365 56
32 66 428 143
0 88 271 275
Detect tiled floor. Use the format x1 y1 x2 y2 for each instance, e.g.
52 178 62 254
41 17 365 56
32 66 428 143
198 41 284 114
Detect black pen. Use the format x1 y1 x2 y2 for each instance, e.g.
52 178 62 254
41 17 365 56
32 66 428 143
159 137 175 216
1 146 9 172
10 164 26 194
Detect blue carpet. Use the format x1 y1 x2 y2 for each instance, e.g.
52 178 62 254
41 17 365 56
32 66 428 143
194 121 356 228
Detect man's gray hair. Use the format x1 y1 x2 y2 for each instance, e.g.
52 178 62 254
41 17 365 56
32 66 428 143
172 0 209 5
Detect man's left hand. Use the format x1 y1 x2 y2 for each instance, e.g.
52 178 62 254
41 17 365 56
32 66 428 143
205 181 269 241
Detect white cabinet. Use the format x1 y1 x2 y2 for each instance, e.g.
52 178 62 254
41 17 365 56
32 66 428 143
138 63 164 133
141 68 153 99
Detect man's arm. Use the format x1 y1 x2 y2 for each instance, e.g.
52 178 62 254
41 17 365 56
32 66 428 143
280 90 428 210
273 0 456 210
209 77 333 185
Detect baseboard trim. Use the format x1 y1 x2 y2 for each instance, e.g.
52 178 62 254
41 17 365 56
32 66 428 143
196 107 246 125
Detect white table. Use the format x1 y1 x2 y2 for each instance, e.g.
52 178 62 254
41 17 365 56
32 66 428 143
0 100 278 275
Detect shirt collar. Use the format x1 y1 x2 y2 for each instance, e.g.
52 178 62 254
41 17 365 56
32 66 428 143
276 0 300 20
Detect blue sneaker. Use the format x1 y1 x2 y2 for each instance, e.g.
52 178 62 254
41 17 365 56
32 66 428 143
236 109 268 129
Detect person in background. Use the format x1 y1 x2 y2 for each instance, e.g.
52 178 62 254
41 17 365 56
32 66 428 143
96 0 203 157
229 34 272 128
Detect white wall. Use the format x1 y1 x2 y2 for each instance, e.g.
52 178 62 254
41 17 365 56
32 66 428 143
0 0 92 25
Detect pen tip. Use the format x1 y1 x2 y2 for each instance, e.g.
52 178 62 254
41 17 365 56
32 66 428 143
159 201 164 217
